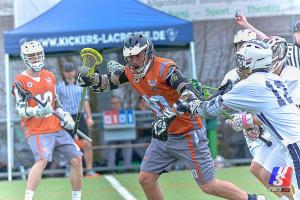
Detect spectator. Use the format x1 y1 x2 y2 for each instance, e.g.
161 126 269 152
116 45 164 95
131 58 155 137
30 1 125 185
56 62 100 178
106 95 133 170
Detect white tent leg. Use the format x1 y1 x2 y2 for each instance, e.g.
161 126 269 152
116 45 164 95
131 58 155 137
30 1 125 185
189 41 197 79
5 54 13 181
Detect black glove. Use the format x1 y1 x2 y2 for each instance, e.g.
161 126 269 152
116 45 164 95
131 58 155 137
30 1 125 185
77 74 94 87
76 66 99 87
152 108 176 141
218 79 233 95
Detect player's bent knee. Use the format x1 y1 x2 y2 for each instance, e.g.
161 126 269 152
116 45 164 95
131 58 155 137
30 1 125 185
199 181 217 195
138 172 157 187
35 159 48 168
250 162 262 177
70 156 82 167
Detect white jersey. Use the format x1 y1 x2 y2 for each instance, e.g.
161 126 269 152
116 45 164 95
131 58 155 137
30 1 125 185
222 71 300 146
280 65 300 105
220 68 263 153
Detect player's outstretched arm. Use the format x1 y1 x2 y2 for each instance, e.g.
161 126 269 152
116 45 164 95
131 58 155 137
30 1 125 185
77 65 128 92
235 13 268 40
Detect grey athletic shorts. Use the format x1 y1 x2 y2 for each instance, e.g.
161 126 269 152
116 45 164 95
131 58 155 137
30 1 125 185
27 129 82 165
141 128 215 185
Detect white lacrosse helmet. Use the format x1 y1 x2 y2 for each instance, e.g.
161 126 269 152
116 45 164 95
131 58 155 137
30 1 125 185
233 29 257 52
123 32 154 82
263 36 288 72
20 40 45 72
235 40 272 79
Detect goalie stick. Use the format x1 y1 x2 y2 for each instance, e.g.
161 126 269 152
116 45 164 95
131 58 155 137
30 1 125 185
14 82 93 142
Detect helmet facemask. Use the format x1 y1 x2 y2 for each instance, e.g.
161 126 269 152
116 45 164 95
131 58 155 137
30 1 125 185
235 54 251 79
270 41 288 72
21 40 45 72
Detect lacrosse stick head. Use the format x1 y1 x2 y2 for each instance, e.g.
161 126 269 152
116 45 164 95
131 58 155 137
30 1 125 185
80 48 103 76
200 85 218 100
107 60 125 75
14 82 33 101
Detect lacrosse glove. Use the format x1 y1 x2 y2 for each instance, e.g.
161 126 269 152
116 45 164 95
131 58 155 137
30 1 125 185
77 66 99 87
28 101 52 118
61 111 75 131
225 113 254 132
152 108 176 141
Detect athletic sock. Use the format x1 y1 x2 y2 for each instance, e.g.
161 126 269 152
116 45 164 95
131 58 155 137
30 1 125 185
279 196 289 200
247 194 256 200
24 190 34 200
72 191 81 200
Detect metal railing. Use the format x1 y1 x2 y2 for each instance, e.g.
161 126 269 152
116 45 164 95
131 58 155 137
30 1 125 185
0 110 251 180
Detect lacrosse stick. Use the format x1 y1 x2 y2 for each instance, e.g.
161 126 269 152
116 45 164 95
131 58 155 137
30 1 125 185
189 80 272 146
14 82 93 142
73 48 103 137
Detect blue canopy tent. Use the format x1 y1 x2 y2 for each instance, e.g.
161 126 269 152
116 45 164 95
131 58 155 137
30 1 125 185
4 0 196 180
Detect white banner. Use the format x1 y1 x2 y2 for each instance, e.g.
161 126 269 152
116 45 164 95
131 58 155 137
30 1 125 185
14 0 61 28
139 0 300 21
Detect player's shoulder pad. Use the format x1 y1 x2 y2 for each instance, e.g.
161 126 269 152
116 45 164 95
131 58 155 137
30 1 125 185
154 57 177 78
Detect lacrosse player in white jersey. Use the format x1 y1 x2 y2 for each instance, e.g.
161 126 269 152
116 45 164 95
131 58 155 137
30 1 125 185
219 29 266 158
178 40 300 200
225 36 300 200
220 31 294 199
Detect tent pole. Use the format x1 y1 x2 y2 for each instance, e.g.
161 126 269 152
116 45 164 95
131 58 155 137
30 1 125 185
189 41 197 79
5 54 13 181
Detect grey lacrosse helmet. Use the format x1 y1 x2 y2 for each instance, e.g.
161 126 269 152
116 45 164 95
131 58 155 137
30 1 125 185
123 32 154 81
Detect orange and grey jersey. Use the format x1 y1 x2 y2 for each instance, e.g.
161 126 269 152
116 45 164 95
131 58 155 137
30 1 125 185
13 69 62 138
92 56 203 134
124 56 203 134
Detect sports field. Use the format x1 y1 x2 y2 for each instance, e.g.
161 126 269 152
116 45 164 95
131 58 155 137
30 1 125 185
0 166 276 200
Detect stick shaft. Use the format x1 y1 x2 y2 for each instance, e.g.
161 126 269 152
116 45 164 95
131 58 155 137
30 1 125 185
72 87 87 135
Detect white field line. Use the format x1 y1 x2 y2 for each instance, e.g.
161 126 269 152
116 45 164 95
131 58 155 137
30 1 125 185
104 175 137 200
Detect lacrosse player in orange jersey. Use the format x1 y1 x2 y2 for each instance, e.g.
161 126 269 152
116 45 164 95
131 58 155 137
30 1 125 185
12 40 83 200
77 32 265 200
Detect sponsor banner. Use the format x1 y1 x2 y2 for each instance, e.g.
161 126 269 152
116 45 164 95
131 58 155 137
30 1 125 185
139 0 300 21
5 27 188 54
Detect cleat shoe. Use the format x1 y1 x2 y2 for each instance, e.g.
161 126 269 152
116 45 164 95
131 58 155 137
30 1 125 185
85 169 101 178
254 194 266 200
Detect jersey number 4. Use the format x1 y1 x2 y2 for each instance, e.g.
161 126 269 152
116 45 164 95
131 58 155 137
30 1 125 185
266 80 293 106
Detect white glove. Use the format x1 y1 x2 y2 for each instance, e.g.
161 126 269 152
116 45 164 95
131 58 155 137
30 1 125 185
30 101 53 117
243 126 260 141
60 112 75 130
225 113 254 132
